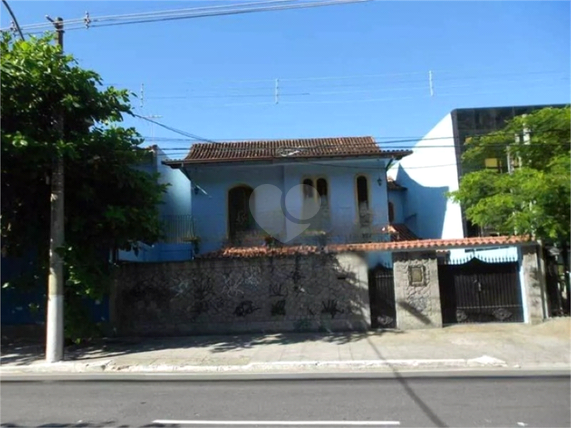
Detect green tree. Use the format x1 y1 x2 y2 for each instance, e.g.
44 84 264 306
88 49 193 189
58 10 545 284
449 106 570 309
450 106 570 242
1 33 167 341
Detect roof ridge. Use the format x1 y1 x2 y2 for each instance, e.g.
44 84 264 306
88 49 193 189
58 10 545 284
190 135 375 145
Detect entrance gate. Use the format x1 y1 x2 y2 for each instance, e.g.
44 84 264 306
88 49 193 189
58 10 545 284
369 265 397 329
438 258 524 324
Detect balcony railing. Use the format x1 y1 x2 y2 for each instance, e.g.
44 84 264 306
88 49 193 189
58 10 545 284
158 214 392 250
160 215 197 244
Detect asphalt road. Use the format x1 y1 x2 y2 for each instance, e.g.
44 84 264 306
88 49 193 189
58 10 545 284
1 375 569 428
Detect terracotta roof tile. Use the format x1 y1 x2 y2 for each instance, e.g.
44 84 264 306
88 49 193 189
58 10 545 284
198 235 532 259
164 137 412 165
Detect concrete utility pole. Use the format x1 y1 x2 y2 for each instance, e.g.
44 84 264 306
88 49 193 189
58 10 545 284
46 16 65 363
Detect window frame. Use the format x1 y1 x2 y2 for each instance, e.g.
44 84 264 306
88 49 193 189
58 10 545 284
354 173 372 218
300 175 329 205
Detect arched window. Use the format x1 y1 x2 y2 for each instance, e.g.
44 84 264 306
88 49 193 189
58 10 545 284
356 175 370 227
316 178 328 206
228 185 255 241
302 178 314 199
356 176 369 207
301 177 330 231
388 202 395 223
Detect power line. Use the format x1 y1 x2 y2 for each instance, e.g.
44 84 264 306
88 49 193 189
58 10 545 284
1 0 24 39
141 126 570 148
136 79 569 108
134 114 220 144
108 69 569 91
4 0 370 34
1 1 301 31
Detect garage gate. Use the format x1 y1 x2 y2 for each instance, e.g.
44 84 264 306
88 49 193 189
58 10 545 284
438 258 524 325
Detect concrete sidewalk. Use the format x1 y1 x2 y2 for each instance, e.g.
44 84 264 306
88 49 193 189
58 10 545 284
1 318 570 375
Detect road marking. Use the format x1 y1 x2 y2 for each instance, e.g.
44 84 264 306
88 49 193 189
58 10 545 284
153 420 400 426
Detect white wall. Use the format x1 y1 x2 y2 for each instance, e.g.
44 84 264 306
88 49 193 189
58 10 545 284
392 114 464 240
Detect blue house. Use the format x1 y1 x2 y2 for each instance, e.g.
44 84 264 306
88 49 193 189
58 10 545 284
118 145 193 262
161 136 412 257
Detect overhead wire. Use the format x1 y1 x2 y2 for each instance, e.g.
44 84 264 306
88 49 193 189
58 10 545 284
90 0 370 31
147 135 569 151
0 0 301 31
1 0 24 39
138 75 569 106
121 69 568 90
3 0 370 34
134 114 220 144
143 74 569 98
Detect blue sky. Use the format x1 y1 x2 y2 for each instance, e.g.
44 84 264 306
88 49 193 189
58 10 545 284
2 1 570 159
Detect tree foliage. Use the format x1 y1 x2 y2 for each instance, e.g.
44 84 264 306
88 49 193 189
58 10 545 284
449 106 570 244
1 34 167 338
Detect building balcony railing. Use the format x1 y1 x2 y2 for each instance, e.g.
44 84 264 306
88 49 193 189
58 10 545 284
159 215 197 244
159 214 393 255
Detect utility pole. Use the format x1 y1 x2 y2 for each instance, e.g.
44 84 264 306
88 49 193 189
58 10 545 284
46 15 65 363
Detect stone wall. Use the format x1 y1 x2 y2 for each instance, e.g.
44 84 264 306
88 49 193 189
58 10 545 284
112 252 370 336
393 251 442 329
519 245 547 324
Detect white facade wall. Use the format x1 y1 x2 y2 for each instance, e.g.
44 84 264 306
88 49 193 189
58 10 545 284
392 114 464 240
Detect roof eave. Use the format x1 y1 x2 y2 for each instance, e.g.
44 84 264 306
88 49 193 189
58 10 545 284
163 150 413 168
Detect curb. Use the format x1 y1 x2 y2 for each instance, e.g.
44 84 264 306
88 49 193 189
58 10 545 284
0 355 510 375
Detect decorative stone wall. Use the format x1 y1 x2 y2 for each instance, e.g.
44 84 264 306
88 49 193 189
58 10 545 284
519 245 547 324
393 251 442 329
112 252 370 336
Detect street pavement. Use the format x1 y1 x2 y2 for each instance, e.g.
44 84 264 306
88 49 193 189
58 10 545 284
1 318 570 375
1 375 569 427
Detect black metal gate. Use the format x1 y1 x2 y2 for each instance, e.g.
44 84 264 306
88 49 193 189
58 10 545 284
369 265 397 329
438 258 524 324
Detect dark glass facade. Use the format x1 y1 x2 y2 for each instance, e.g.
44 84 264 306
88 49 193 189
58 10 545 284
450 103 569 237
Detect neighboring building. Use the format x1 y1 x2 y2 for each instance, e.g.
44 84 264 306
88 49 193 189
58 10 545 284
451 104 568 237
391 104 568 242
391 104 567 244
162 136 412 257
